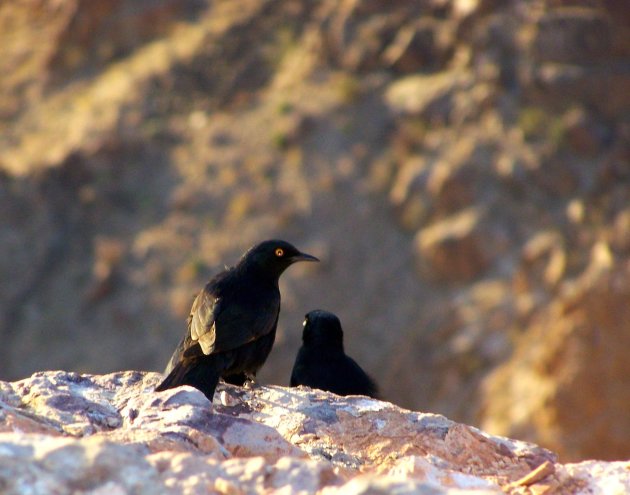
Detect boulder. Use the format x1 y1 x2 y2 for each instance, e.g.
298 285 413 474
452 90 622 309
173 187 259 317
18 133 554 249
1 370 628 493
414 208 492 283
481 259 630 461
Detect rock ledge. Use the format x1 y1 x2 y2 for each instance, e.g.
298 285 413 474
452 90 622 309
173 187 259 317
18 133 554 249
0 371 627 494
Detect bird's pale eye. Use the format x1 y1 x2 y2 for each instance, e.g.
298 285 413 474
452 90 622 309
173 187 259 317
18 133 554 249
275 248 284 257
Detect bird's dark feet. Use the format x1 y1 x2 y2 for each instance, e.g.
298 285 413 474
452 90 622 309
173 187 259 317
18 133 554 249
243 373 258 389
223 372 258 389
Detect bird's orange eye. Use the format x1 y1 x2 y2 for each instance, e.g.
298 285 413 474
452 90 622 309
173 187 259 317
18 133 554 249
275 248 284 257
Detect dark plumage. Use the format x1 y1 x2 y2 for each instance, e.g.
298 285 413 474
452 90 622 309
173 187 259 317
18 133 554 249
156 240 318 401
290 310 378 398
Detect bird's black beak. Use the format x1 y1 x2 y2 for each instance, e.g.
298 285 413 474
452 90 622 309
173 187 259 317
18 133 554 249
290 252 319 263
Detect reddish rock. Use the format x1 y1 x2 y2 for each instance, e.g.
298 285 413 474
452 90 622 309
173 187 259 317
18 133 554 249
481 260 630 461
533 9 615 65
414 208 492 283
0 370 628 493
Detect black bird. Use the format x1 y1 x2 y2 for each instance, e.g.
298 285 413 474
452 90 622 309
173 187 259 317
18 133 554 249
156 239 318 401
290 310 378 398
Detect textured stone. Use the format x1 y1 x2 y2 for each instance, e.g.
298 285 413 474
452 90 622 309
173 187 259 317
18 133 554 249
0 370 626 493
0 434 164 494
382 18 454 72
533 9 615 65
414 208 491 283
528 64 630 117
385 71 473 124
481 261 630 461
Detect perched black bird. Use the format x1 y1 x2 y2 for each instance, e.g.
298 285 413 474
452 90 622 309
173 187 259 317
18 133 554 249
156 240 318 401
290 310 378 398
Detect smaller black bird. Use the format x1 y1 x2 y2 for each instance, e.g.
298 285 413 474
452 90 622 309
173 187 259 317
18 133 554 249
290 310 378 398
156 239 318 401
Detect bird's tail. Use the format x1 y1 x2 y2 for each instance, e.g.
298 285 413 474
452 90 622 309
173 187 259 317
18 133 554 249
155 357 224 402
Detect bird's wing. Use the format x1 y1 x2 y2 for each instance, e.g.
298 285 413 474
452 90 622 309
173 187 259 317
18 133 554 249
209 297 280 352
183 284 280 357
184 288 221 356
346 356 379 398
189 289 220 354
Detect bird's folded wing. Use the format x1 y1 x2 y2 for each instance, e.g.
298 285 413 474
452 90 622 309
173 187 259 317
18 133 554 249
185 287 280 356
210 302 279 352
188 290 219 355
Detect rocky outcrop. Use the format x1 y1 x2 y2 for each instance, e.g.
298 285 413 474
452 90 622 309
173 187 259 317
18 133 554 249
481 259 630 462
1 370 628 494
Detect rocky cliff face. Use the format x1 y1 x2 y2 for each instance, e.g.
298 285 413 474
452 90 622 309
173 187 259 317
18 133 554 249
1 371 628 494
1 0 629 462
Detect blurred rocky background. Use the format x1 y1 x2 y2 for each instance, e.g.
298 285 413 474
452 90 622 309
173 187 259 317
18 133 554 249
1 0 629 463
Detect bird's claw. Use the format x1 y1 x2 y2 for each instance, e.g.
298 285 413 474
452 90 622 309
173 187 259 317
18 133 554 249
243 375 258 389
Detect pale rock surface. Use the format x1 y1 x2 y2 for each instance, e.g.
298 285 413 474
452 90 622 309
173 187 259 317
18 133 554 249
0 370 628 494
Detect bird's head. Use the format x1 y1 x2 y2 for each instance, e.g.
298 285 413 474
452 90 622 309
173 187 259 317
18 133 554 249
240 239 319 279
302 309 344 349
